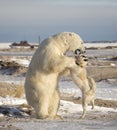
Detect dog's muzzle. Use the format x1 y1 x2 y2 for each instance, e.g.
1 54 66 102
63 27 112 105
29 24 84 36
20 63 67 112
82 55 88 62
84 58 88 62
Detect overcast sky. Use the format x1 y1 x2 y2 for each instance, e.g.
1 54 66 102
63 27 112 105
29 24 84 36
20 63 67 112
0 0 117 42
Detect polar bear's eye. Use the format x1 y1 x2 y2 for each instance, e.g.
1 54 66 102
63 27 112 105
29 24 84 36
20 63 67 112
75 49 81 55
69 33 72 36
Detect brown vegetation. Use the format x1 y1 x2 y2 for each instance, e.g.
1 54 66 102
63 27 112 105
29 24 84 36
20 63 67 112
87 66 117 81
0 60 27 75
0 82 24 98
61 96 117 108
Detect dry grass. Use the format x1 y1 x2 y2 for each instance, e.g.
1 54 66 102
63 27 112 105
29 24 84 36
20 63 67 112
0 82 24 98
0 47 37 52
87 66 117 81
61 96 117 108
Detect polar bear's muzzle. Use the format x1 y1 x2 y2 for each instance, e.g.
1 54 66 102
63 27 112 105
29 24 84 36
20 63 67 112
75 49 86 55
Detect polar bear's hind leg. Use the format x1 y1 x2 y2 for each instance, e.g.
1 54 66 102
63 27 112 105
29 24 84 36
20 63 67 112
48 89 60 119
35 91 50 119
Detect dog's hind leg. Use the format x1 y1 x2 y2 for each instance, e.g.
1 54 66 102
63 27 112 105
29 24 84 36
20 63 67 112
80 96 87 119
91 99 95 109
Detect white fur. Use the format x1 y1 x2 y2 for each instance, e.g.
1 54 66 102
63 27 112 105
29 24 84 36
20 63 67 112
24 32 85 119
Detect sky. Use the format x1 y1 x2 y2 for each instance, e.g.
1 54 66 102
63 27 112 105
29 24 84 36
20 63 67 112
0 0 117 42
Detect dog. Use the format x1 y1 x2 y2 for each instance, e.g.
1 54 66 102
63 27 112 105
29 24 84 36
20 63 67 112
70 55 96 119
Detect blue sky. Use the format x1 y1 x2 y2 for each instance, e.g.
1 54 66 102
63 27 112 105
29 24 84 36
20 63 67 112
0 0 117 42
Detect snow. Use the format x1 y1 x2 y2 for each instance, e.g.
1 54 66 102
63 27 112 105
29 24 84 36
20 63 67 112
0 96 116 119
0 96 26 106
59 79 117 100
0 79 116 119
1 42 117 49
84 42 117 48
96 81 117 100
0 43 11 49
59 100 117 115
11 58 30 67
13 120 117 130
0 42 38 49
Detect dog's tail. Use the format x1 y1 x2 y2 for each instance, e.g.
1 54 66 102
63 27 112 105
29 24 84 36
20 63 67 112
88 77 96 93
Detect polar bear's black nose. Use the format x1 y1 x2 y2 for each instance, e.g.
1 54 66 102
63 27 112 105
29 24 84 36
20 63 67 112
75 49 80 55
75 49 86 55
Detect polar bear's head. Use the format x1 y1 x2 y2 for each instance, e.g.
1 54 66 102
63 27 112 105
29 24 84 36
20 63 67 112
66 32 85 54
53 32 85 54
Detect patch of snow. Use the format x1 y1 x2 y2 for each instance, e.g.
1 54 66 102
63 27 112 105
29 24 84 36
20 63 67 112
0 74 25 84
0 97 116 118
59 100 117 116
0 43 11 49
12 58 30 67
0 96 26 106
96 81 117 100
110 63 116 66
84 43 117 48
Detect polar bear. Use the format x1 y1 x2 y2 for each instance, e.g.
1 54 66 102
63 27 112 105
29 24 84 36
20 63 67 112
24 32 85 119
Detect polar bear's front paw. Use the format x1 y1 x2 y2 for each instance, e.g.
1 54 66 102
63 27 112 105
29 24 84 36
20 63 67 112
36 114 48 119
54 115 63 120
45 115 63 120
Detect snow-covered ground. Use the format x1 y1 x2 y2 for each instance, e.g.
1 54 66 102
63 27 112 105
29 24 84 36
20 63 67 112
0 43 117 109
13 120 117 130
85 42 117 48
0 43 11 49
59 78 117 100
0 42 37 49
0 73 117 103
0 43 117 130
0 42 117 49
0 78 117 104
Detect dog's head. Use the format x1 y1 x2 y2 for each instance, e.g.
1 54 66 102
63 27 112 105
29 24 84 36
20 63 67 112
75 55 88 68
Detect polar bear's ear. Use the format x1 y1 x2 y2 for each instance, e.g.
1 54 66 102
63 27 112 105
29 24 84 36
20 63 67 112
69 33 73 37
